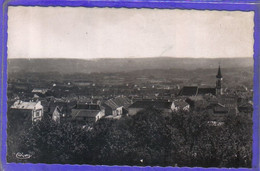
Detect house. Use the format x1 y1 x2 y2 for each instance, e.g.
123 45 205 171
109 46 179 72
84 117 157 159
219 95 237 106
103 95 132 116
207 101 238 121
10 100 43 123
32 88 49 95
52 106 63 123
71 103 105 124
172 100 190 111
49 100 77 118
128 100 174 116
207 103 229 121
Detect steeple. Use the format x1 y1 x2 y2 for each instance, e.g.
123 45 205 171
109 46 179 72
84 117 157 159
216 64 223 96
216 65 222 79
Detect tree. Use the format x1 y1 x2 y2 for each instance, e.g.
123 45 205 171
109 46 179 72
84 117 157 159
9 108 252 167
16 118 92 164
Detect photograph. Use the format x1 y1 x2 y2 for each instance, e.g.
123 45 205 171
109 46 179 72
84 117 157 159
6 6 254 167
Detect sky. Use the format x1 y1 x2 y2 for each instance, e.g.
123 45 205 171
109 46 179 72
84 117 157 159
8 7 254 59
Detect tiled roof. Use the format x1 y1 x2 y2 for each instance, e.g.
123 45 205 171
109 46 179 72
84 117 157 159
105 96 132 110
129 100 172 109
198 88 216 95
75 103 101 110
179 86 198 96
11 100 40 110
71 110 100 118
50 105 65 115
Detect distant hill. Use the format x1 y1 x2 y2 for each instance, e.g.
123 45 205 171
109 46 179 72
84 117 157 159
7 57 253 74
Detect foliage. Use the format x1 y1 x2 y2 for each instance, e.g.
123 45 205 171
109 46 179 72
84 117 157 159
7 109 252 167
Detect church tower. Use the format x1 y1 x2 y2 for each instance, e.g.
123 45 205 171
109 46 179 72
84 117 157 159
216 65 223 96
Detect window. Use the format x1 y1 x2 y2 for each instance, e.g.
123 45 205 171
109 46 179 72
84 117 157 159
35 110 41 117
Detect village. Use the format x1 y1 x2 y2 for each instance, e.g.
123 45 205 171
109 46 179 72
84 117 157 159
7 65 253 128
5 5 256 167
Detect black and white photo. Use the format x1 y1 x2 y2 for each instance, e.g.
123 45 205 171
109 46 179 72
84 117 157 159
7 7 254 167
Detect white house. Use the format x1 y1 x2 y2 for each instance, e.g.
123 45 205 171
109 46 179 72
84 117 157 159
11 100 44 122
172 100 190 111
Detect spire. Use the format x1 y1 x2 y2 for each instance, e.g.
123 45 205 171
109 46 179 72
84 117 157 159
216 65 222 78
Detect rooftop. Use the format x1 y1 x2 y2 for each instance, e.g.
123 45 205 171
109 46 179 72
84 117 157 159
129 100 172 109
198 88 216 95
11 100 41 110
105 96 132 110
71 110 100 119
75 103 101 110
179 86 198 96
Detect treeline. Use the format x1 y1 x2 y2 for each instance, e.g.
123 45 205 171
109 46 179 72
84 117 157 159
7 108 252 167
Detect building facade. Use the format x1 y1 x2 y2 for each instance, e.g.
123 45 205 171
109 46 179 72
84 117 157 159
10 100 44 122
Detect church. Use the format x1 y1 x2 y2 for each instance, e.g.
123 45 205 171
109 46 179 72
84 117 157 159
179 65 223 97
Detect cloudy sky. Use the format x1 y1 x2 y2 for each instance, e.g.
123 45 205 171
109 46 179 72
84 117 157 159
8 7 254 59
